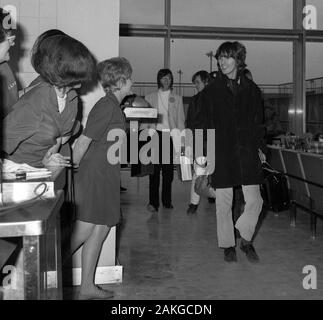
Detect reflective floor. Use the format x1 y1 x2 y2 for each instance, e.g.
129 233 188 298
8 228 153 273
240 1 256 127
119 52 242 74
65 170 323 300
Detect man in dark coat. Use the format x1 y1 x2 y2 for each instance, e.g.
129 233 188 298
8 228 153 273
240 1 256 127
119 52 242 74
199 41 266 263
186 70 212 214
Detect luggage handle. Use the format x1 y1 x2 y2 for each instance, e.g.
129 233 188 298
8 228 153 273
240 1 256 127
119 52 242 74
262 161 280 174
262 161 283 184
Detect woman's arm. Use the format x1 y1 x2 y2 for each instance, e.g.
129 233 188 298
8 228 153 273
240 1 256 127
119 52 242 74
72 134 92 167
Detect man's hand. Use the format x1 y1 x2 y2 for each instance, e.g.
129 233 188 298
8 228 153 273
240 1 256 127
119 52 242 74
258 148 266 163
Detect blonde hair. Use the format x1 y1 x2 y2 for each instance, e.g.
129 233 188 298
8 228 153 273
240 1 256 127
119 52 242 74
97 57 132 92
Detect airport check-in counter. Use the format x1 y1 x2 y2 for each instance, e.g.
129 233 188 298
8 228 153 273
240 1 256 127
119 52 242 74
0 167 66 300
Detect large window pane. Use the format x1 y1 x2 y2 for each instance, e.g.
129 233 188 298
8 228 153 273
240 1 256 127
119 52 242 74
171 39 292 84
119 37 164 95
120 0 164 24
306 43 323 134
171 39 293 132
171 0 293 29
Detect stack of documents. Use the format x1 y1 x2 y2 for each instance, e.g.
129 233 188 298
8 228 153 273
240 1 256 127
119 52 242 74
2 159 52 180
1 160 54 203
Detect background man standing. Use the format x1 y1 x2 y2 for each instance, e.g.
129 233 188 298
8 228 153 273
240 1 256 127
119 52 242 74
186 70 212 214
141 68 185 213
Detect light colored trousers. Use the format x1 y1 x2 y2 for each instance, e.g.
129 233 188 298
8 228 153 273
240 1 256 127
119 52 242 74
190 157 207 205
215 185 263 248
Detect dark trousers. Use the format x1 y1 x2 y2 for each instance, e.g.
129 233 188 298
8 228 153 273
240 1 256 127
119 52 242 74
149 131 174 209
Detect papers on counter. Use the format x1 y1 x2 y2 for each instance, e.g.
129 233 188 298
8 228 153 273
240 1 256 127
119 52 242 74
1 159 52 180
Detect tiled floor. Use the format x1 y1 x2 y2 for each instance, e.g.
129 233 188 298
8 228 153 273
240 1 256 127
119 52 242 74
64 170 323 300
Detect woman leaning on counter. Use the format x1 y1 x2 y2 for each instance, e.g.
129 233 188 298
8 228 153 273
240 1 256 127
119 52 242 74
2 34 96 168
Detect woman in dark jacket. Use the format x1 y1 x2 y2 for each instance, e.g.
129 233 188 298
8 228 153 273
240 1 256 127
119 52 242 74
200 41 265 263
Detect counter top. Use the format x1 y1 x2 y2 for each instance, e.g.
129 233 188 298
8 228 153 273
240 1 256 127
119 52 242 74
267 145 323 159
0 190 64 237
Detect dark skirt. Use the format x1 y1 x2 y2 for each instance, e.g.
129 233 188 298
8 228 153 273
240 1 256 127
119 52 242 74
74 151 121 226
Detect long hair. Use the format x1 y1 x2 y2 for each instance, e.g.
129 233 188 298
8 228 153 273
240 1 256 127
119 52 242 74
215 41 247 71
157 68 173 89
36 35 97 88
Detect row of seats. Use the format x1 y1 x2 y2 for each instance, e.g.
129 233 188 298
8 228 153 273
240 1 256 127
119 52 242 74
268 145 323 239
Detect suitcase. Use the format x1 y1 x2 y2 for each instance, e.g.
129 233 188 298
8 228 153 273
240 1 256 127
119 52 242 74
260 163 290 212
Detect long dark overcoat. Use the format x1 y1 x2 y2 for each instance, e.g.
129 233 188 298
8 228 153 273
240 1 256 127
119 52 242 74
199 73 265 188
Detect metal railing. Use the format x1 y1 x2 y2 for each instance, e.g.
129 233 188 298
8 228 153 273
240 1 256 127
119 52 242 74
131 82 287 97
132 76 323 98
279 77 323 95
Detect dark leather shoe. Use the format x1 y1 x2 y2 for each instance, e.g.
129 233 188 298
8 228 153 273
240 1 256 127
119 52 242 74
163 204 173 209
187 203 198 214
224 247 237 262
240 242 259 263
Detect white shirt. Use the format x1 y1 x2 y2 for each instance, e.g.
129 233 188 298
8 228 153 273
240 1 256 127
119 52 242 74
156 89 170 132
56 94 67 114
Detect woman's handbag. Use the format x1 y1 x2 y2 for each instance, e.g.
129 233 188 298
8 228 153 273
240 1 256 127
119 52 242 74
194 174 216 199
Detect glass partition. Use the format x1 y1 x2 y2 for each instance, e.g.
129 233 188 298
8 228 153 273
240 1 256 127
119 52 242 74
171 0 293 29
171 39 293 134
119 37 164 96
120 0 164 24
306 43 323 134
